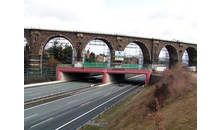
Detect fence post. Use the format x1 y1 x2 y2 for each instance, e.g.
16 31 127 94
51 67 52 77
56 68 57 80
46 68 48 80
40 68 42 81
26 68 29 81
33 68 35 83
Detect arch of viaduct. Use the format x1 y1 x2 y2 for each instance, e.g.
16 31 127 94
24 28 197 68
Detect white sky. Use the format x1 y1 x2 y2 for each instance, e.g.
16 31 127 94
24 0 197 43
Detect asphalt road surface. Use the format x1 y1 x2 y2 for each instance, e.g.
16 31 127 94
24 76 102 101
24 75 145 130
24 81 93 100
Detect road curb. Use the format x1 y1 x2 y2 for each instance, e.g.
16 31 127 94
24 81 63 88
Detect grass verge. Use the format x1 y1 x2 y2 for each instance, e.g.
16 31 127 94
83 67 197 130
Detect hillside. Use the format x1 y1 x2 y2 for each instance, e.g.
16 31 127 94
84 67 197 130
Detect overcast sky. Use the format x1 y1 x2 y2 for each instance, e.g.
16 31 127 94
24 0 197 44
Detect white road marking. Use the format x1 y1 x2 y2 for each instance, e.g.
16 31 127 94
104 93 110 97
24 114 37 120
80 101 91 107
55 85 140 130
31 117 53 128
68 99 79 104
55 110 75 119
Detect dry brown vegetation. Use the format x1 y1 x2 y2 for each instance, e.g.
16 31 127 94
148 98 165 130
84 65 197 130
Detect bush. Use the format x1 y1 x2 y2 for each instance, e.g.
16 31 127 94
146 64 196 113
146 97 157 112
154 84 169 107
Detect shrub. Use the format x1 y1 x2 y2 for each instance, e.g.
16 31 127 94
146 97 157 112
146 64 196 116
148 98 165 130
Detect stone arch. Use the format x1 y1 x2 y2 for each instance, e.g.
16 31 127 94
81 37 115 63
182 47 197 66
158 44 178 67
123 40 151 65
39 34 76 57
39 35 76 69
82 37 114 56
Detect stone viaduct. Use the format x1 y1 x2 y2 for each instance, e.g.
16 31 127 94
24 28 197 68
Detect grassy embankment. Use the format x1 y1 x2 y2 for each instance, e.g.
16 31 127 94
84 66 197 130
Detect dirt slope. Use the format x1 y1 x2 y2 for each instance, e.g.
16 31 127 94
84 72 197 130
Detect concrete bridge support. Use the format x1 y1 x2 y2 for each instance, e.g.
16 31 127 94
102 72 108 83
145 73 151 85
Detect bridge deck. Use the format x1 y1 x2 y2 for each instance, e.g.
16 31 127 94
56 67 152 85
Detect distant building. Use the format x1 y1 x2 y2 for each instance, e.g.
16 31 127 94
96 56 108 63
85 53 108 63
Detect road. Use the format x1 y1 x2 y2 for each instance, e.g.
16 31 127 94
24 76 102 100
24 75 145 130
